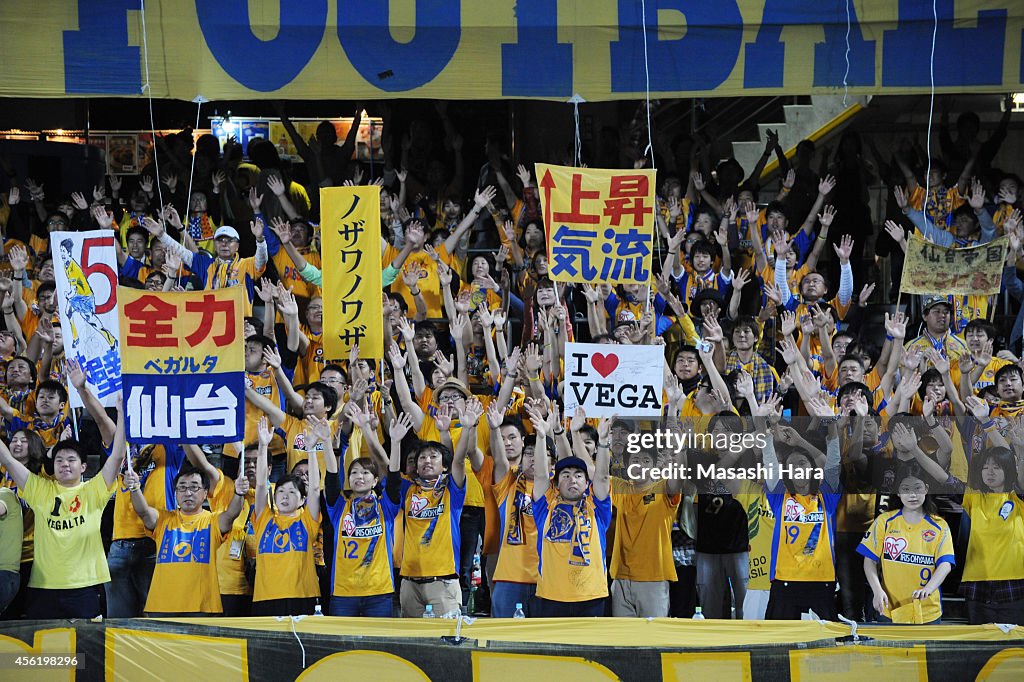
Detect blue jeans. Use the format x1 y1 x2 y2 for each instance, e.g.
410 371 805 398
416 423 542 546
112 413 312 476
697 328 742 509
330 594 394 617
26 586 104 619
0 570 19 616
491 582 537 618
106 538 156 617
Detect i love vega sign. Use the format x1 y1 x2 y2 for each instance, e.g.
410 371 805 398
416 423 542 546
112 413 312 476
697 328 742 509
564 343 664 418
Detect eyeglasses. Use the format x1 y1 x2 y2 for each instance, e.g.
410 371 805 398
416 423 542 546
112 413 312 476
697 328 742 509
176 485 203 494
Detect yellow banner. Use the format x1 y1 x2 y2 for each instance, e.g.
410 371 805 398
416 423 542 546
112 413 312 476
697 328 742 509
118 286 245 374
322 186 384 360
901 234 1008 296
0 1 1021 101
537 164 655 285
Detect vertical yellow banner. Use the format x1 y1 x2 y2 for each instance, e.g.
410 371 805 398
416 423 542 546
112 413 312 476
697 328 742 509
535 164 656 285
321 186 384 360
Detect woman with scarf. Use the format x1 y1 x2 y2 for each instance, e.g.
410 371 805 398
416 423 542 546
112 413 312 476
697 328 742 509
326 414 408 617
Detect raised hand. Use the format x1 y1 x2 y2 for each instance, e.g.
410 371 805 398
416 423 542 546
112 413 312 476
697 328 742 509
67 358 87 389
833 234 854 264
257 415 274 447
92 184 106 203
884 311 908 340
262 345 282 370
858 282 876 307
390 411 415 442
732 267 751 291
141 216 165 239
161 174 178 193
247 186 263 213
277 288 299 317
967 178 986 210
780 310 797 337
432 350 454 377
515 164 531 188
91 205 114 230
782 169 796 190
255 278 275 303
434 403 453 432
71 192 88 211
893 185 909 211
818 174 836 196
387 344 407 370
8 245 29 273
475 185 497 209
266 174 286 197
163 204 183 229
818 204 837 230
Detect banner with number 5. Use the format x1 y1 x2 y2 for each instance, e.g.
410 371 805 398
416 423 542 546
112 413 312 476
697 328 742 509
51 230 122 408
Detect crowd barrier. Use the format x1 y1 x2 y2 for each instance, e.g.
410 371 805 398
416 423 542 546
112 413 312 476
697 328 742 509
1 617 1022 680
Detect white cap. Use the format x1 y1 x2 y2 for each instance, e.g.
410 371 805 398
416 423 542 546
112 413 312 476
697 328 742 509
213 225 240 241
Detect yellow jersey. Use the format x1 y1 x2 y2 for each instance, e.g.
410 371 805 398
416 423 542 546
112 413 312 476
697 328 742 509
492 469 539 584
609 478 679 582
328 490 401 597
533 487 612 602
736 481 776 591
768 487 840 582
962 491 1024 582
398 474 466 578
145 509 225 614
253 506 321 602
858 509 954 623
112 444 180 541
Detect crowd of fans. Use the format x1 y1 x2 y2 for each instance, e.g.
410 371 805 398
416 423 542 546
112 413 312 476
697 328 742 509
0 100 1022 626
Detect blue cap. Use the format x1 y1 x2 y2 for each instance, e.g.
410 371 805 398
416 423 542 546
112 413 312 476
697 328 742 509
554 456 590 481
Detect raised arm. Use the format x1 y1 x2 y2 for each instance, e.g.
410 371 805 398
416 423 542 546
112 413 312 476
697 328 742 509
303 416 328 522
67 358 116 446
123 465 158 531
444 186 494 254
245 385 287 428
183 443 223 489
592 416 612 501
254 416 273 520
387 344 425 430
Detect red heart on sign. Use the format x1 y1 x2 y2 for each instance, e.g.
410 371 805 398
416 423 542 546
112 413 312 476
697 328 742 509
591 353 619 378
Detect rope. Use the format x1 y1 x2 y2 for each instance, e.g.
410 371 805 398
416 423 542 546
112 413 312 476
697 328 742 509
568 94 585 167
922 0 938 229
277 616 307 669
184 97 205 228
138 0 165 216
842 0 852 107
639 0 655 168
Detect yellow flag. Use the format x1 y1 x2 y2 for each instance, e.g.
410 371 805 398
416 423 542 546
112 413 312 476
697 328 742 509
535 164 655 285
321 186 384 360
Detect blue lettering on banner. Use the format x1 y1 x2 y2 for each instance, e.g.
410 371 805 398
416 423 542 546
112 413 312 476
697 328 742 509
196 0 328 92
611 0 743 93
158 526 212 564
64 0 140 94
744 0 875 88
337 0 461 92
882 0 1006 87
502 0 573 96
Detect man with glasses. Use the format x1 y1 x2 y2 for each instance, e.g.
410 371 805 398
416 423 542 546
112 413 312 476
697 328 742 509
905 296 969 372
124 465 248 616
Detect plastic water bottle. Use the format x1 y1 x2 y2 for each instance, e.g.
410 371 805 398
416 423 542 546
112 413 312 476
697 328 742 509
422 604 436 618
313 603 324 617
692 607 705 620
513 603 526 619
